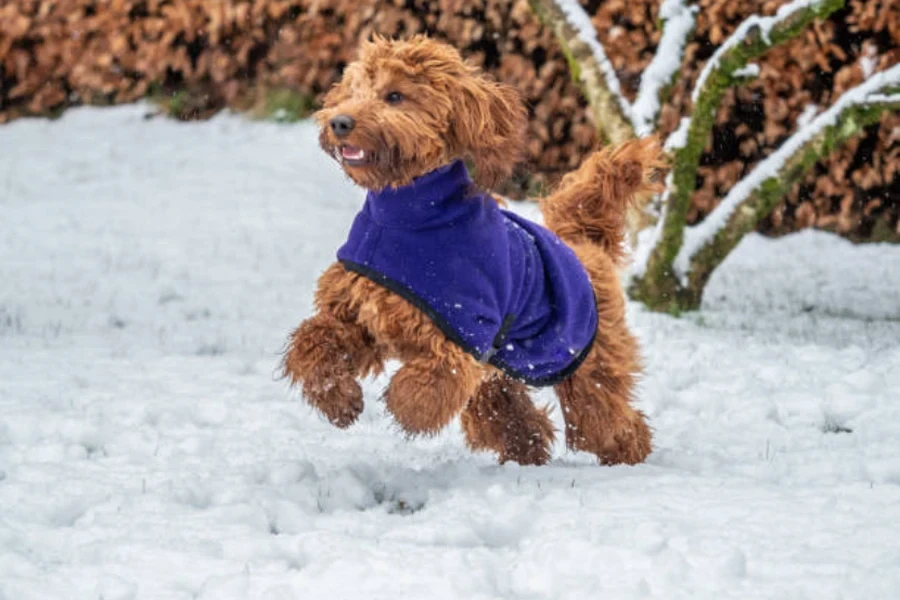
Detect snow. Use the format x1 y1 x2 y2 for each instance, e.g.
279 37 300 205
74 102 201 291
663 116 691 151
631 0 698 136
555 0 635 128
628 177 671 280
3 104 900 599
859 43 878 79
554 0 696 136
796 103 819 128
673 63 900 283
733 63 760 78
864 93 900 104
692 0 825 104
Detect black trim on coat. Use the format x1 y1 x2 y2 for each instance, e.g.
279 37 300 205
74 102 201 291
339 259 596 387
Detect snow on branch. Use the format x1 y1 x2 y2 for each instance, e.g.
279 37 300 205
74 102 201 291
673 63 900 283
553 0 627 108
631 0 698 136
733 64 760 79
692 0 839 104
629 0 844 313
661 0 839 200
664 0 843 248
529 0 635 143
531 0 697 140
629 185 669 279
656 0 841 254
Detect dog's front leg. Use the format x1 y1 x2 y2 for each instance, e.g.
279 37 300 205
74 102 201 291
282 312 376 428
384 345 482 437
283 264 384 428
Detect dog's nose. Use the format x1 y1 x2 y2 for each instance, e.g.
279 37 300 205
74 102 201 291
329 115 355 137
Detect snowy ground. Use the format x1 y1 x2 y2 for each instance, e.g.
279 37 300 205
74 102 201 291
2 105 899 600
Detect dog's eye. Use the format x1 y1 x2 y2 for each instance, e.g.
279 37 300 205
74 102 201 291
384 91 404 105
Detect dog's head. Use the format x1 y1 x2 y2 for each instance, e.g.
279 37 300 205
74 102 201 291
315 35 528 191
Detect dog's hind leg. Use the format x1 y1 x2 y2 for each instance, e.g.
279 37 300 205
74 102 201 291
461 372 556 465
554 246 652 465
554 346 651 465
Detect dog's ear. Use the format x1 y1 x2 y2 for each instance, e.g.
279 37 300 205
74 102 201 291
445 72 528 190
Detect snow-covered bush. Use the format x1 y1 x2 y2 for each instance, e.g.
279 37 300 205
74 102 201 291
532 0 900 313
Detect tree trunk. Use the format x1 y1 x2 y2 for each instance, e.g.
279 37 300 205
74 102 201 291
528 0 634 145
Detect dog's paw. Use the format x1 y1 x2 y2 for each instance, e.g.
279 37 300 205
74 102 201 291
595 412 652 466
499 406 556 466
462 376 556 466
305 377 364 429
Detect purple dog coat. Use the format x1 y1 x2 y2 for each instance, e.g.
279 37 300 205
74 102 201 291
336 160 598 386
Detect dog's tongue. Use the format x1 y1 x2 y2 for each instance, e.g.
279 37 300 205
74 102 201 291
341 146 365 161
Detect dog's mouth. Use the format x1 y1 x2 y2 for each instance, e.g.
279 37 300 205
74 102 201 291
339 145 374 167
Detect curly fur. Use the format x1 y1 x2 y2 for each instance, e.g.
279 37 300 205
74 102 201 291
315 35 527 190
284 35 664 466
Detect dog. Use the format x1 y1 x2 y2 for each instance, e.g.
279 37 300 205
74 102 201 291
282 35 663 466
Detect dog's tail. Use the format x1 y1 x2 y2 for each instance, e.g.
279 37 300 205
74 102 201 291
539 137 666 264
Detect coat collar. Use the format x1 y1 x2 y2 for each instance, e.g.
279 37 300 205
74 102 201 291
363 160 480 229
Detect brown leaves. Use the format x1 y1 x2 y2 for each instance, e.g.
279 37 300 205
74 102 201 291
0 0 895 237
654 0 899 239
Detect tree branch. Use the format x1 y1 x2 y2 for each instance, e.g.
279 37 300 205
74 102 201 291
528 0 635 144
674 67 900 301
631 0 698 137
630 0 845 312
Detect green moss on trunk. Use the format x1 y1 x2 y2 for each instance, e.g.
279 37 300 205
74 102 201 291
683 98 900 305
632 0 844 313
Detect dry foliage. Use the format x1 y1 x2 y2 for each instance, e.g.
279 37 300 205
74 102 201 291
645 0 900 240
0 0 896 238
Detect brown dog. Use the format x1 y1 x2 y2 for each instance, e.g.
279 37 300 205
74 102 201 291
282 35 663 466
